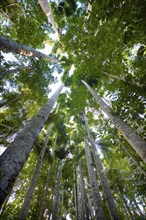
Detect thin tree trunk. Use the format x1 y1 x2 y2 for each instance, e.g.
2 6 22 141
0 65 32 78
73 167 78 220
77 171 82 220
118 187 134 220
84 138 105 220
82 80 146 164
0 35 58 62
0 84 63 208
86 191 94 219
39 162 52 220
38 0 60 40
84 118 119 220
79 161 90 220
18 124 53 220
103 71 143 88
39 133 58 220
52 160 62 220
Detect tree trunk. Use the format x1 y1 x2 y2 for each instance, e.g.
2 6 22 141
52 160 62 220
103 71 143 88
84 118 119 220
0 84 63 208
84 138 105 220
118 187 134 220
0 65 32 78
18 124 53 220
39 133 58 220
38 0 60 40
0 35 58 62
78 161 90 220
76 171 82 220
82 80 146 164
86 191 94 219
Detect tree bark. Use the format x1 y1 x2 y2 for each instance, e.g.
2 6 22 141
84 138 105 220
82 80 146 164
78 161 90 220
118 187 134 220
0 84 63 208
38 133 58 220
18 124 53 220
38 0 60 40
52 160 62 220
76 170 83 220
0 35 58 62
86 191 94 219
84 118 119 220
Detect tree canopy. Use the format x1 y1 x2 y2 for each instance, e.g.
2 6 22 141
0 0 146 219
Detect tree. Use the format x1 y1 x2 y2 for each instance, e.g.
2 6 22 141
84 138 105 220
0 84 63 208
38 0 60 40
82 80 146 164
18 124 53 220
0 35 59 62
84 117 120 220
52 160 62 220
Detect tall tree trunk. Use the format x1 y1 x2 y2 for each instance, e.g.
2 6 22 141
38 0 60 40
84 138 105 220
0 35 58 62
103 71 143 88
52 160 62 220
18 124 53 220
39 162 53 220
76 171 82 220
78 161 90 220
118 187 134 220
0 65 32 78
86 191 94 219
82 80 146 164
84 117 119 220
39 133 58 220
0 84 63 208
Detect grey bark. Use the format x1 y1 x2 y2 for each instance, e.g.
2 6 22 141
39 162 52 220
118 187 134 220
84 138 105 220
79 161 90 220
39 133 58 220
18 124 53 220
0 35 58 62
87 191 94 219
0 66 32 78
84 118 119 220
38 0 60 40
103 71 143 88
0 84 63 208
52 160 62 220
77 171 82 220
82 80 146 164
